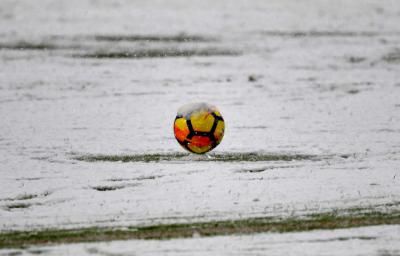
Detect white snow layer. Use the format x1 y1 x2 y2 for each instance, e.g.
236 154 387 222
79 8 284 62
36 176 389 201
0 1 399 254
1 225 400 256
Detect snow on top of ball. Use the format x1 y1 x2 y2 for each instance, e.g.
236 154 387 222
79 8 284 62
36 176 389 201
177 102 217 118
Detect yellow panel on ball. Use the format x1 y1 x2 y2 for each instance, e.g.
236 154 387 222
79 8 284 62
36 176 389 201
190 111 215 133
213 120 225 143
213 111 222 117
187 144 212 154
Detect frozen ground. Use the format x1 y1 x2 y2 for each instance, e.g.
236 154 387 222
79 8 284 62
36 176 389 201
1 225 400 256
0 0 400 254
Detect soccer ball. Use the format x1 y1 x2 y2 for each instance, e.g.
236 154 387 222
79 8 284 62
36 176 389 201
173 102 225 154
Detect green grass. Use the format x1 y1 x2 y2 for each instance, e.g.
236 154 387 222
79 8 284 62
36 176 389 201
15 194 38 201
382 49 400 63
74 48 239 59
1 210 399 249
73 152 316 163
91 185 125 191
5 203 31 210
0 42 59 50
92 34 214 42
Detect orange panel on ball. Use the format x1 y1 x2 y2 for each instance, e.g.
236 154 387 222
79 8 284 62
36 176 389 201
188 135 211 147
174 118 190 143
187 136 213 154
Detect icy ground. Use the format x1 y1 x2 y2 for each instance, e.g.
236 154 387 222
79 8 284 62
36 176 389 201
0 0 400 254
2 225 400 256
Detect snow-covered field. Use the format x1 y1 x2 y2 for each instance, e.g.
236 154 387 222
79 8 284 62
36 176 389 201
2 225 400 256
1 0 400 254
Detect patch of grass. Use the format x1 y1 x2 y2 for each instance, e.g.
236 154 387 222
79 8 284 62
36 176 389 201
91 185 125 191
305 235 376 243
346 56 366 63
214 153 313 162
15 194 38 201
260 30 382 38
15 177 42 181
73 48 239 59
345 201 400 213
93 34 214 42
26 248 49 254
5 203 31 210
73 152 315 163
1 194 37 202
0 42 65 50
107 176 160 182
2 251 22 256
1 192 50 202
1 210 399 248
382 48 400 63
347 89 360 95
